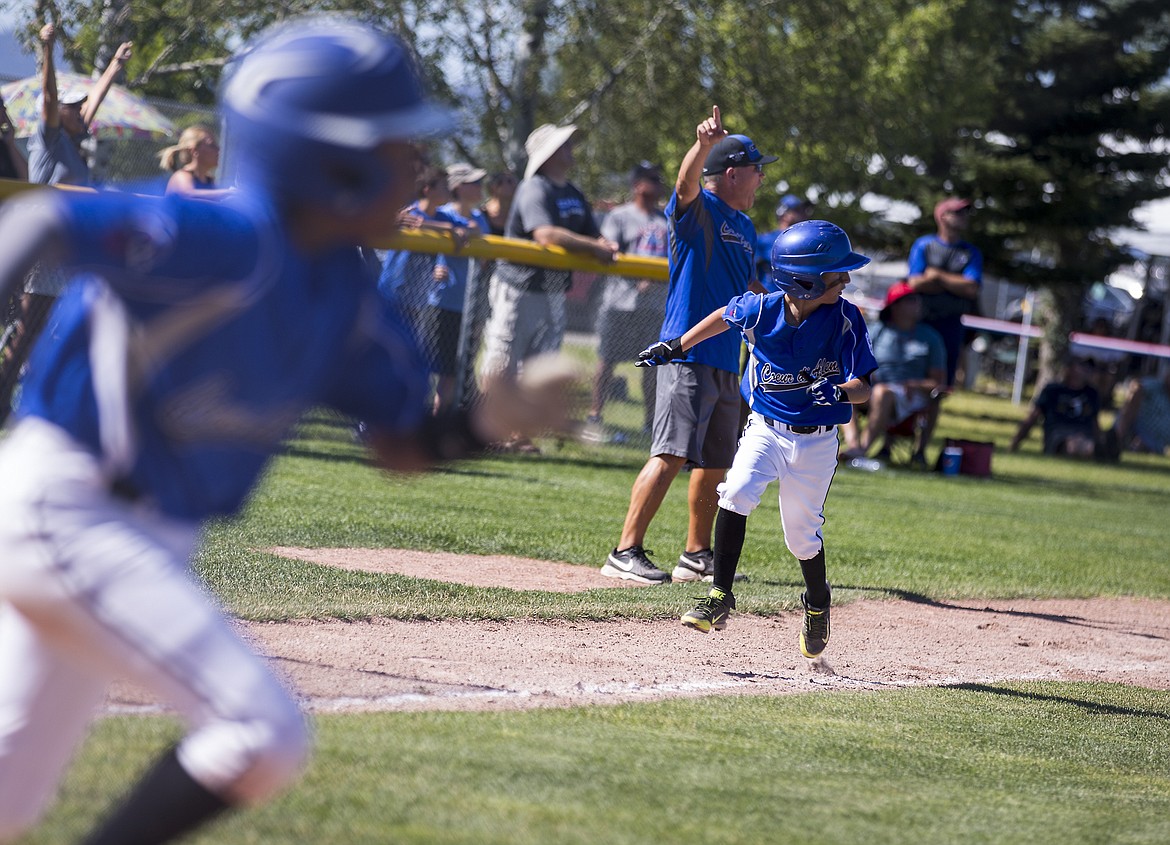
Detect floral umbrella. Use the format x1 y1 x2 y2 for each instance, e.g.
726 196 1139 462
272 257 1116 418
0 71 175 139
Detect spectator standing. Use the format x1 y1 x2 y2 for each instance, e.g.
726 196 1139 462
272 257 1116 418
0 24 133 425
480 124 616 452
377 165 459 326
1009 358 1101 456
159 124 231 199
841 280 946 466
755 193 812 289
28 23 132 188
907 197 983 386
480 123 617 382
0 17 573 844
583 161 670 442
637 219 875 659
602 105 776 585
432 162 490 412
481 170 517 235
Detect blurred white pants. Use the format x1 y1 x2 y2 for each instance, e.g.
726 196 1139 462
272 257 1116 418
0 418 308 841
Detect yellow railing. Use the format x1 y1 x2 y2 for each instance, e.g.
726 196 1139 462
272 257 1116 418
0 178 670 282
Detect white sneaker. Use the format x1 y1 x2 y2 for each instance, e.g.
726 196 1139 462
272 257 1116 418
672 549 748 583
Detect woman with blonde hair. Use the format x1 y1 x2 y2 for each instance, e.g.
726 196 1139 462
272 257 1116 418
159 124 229 198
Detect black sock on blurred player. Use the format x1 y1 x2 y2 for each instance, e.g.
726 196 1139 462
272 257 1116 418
712 507 747 594
82 746 230 845
799 549 829 607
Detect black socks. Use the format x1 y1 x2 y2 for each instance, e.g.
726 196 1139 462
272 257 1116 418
800 549 830 607
82 746 231 845
712 507 747 594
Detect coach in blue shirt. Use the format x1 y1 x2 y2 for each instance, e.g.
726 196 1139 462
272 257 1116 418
602 105 776 586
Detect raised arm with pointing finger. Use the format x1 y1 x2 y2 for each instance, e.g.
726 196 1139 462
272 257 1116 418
602 106 777 587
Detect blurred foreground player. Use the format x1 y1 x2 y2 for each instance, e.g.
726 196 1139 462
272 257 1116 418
0 17 572 845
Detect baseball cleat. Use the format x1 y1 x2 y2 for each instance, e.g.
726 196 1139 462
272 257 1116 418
600 546 670 585
799 588 831 658
681 588 735 633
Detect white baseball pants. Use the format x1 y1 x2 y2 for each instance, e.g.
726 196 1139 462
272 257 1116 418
717 412 839 561
0 418 308 840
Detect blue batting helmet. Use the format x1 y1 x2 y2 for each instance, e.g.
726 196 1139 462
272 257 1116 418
767 219 871 299
220 16 455 211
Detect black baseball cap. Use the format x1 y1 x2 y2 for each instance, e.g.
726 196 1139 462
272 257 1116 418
702 134 778 175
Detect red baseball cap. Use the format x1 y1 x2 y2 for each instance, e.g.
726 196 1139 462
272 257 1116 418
880 280 919 322
934 197 972 224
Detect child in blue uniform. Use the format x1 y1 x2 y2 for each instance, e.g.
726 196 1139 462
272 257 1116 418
638 220 876 658
0 17 570 845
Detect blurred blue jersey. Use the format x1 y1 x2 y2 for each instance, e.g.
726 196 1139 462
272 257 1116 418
18 190 431 520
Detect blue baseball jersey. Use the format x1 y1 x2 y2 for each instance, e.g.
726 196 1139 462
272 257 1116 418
660 189 756 374
17 190 431 521
724 292 877 426
377 202 461 312
432 203 489 312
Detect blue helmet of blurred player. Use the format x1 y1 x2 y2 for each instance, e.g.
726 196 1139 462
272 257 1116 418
767 219 870 299
220 16 454 213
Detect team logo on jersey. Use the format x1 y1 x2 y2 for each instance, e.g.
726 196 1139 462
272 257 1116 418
718 222 753 254
757 359 842 392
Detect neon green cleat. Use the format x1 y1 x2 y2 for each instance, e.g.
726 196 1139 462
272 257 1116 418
799 589 831 658
681 588 735 633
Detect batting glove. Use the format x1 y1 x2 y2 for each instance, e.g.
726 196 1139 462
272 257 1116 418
807 377 844 406
636 337 685 368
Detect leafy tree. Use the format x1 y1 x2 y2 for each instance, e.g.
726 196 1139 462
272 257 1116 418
955 1 1170 378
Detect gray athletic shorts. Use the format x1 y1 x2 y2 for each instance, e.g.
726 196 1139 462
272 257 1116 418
651 362 741 469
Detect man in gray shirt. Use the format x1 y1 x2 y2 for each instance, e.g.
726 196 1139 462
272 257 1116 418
479 123 618 390
583 161 669 442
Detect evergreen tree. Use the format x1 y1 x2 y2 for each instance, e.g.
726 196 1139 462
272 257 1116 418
960 1 1170 377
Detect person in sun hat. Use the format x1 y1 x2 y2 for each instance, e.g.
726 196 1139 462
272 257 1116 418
478 122 618 450
906 196 983 386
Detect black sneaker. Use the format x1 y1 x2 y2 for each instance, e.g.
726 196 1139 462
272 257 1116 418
681 588 736 633
600 546 670 585
799 587 831 658
672 549 714 582
672 549 748 583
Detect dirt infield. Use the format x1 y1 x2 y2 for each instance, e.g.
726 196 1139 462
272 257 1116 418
106 548 1170 714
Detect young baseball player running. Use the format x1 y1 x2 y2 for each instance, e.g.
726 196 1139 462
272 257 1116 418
0 17 571 845
638 219 876 658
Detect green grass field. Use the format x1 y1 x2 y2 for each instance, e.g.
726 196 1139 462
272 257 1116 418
21 377 1170 844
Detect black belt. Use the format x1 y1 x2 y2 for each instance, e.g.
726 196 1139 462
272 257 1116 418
762 418 834 435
